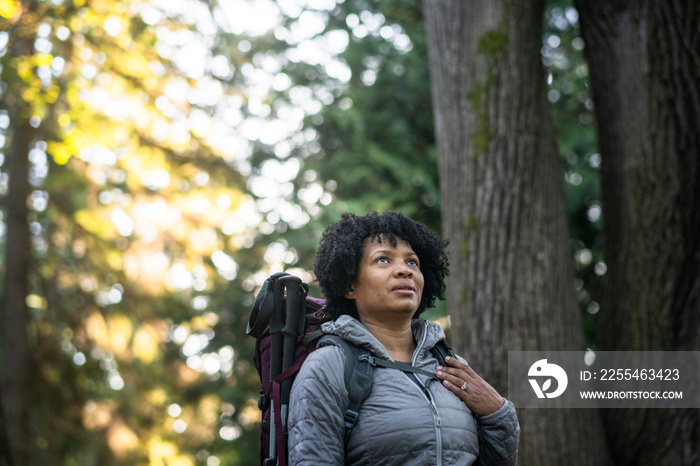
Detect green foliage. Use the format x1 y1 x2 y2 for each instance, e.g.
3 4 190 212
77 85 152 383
0 1 266 464
543 0 603 346
248 0 440 245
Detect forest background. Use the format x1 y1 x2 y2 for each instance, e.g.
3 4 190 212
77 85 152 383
1 0 697 465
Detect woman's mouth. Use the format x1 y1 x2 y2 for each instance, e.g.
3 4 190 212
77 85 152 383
392 284 416 294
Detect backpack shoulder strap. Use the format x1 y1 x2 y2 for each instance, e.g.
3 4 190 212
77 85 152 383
354 339 454 379
357 354 436 378
319 335 374 446
429 339 455 367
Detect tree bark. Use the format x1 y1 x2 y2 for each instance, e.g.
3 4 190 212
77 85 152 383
575 0 700 464
1 7 37 465
2 124 33 466
423 0 611 464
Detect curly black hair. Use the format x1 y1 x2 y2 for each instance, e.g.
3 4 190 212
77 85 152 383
313 211 449 320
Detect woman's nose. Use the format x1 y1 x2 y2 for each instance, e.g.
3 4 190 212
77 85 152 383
395 264 412 276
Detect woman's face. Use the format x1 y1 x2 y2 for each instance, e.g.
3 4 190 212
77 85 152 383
345 236 424 322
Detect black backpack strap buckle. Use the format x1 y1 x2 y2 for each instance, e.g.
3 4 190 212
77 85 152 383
357 353 377 366
343 409 360 430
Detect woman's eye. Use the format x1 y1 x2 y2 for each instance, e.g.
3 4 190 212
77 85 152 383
376 257 389 263
407 259 419 267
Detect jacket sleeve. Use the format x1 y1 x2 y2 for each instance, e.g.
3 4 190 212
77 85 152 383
475 399 520 466
288 345 348 466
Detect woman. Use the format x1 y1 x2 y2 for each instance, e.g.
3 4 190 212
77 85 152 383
288 211 519 465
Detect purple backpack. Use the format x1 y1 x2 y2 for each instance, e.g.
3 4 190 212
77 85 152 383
247 273 373 466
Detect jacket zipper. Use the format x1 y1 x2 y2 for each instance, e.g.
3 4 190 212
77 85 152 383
409 323 443 466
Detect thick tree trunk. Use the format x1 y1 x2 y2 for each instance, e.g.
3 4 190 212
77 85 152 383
423 0 611 464
1 9 36 465
576 0 700 464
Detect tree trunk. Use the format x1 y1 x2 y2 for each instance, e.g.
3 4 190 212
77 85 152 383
575 0 700 464
423 0 611 464
2 123 33 466
1 9 37 465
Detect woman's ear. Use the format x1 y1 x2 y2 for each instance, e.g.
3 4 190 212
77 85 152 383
344 286 355 300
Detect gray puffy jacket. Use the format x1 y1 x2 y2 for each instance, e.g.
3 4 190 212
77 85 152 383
288 315 520 465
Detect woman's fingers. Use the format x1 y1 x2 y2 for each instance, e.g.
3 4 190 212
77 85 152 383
436 356 505 416
436 357 472 382
436 357 472 400
437 368 468 392
444 355 470 370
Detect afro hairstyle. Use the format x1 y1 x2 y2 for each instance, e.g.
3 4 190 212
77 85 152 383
313 211 449 320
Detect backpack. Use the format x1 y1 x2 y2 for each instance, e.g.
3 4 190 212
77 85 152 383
246 272 455 466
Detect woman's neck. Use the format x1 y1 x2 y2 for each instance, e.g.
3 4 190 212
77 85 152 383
360 318 416 362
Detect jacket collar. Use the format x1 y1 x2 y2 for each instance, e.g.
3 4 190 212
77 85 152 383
321 315 446 361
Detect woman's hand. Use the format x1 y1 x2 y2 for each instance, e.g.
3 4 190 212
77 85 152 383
436 356 505 417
